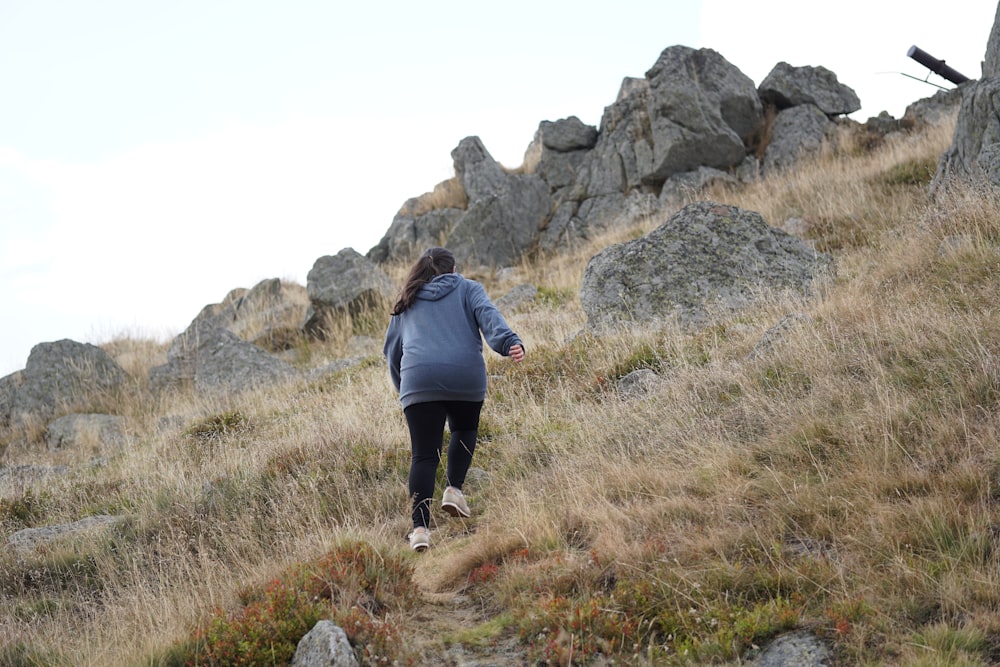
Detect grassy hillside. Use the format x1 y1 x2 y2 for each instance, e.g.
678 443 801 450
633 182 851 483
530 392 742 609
3 117 1000 666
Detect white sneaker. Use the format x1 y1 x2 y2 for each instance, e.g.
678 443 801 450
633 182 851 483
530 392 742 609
442 486 471 518
409 527 430 551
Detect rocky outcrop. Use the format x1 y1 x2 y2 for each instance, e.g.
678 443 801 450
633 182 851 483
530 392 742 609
0 340 128 429
931 4 1000 193
580 201 833 330
148 324 298 394
304 249 396 338
188 278 309 352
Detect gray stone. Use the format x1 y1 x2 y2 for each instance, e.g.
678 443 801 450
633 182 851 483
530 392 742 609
901 86 964 128
452 136 507 202
8 515 125 555
367 207 464 265
748 313 811 360
644 47 763 182
617 369 659 398
447 173 552 269
659 166 741 207
45 413 126 452
304 249 396 338
149 324 298 394
0 465 70 484
764 104 836 174
185 278 309 351
536 116 598 152
292 620 358 667
580 201 833 330
495 284 538 314
932 7 1000 193
749 631 831 666
4 340 128 428
758 61 860 115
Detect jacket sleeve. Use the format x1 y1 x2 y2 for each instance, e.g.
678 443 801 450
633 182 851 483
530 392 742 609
466 281 523 356
383 316 403 392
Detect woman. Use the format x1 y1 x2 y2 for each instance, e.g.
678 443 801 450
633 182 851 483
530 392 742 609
383 247 525 551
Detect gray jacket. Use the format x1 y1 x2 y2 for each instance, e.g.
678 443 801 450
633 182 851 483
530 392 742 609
383 273 522 408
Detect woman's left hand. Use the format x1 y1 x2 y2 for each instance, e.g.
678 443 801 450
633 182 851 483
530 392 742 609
509 344 525 363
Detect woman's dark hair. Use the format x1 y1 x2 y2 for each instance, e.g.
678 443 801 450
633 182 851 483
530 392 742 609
391 247 456 315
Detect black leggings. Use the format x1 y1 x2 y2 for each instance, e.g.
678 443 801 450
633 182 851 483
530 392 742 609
403 400 483 529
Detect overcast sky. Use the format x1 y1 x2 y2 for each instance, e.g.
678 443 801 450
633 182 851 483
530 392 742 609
1 0 995 376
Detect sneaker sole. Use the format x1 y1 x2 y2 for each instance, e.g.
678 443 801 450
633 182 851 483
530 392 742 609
442 502 470 518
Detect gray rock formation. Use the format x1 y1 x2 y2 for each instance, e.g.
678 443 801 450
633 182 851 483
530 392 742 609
758 62 861 115
644 47 763 182
494 283 538 314
148 324 298 394
367 207 464 265
764 104 837 174
580 201 833 330
304 249 396 338
0 340 128 428
292 620 358 667
932 4 1000 193
45 413 126 452
446 137 553 269
187 278 309 352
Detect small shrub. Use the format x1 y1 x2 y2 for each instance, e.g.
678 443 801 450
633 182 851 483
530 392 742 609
184 411 252 440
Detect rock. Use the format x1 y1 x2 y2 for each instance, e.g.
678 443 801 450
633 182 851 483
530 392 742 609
617 369 659 398
758 61 860 115
292 620 358 667
447 172 552 269
185 278 309 352
643 46 763 182
148 324 299 394
580 201 833 330
304 249 396 338
44 413 126 452
764 104 837 174
495 284 538 314
659 166 741 207
749 631 831 666
0 465 70 484
8 515 125 555
575 77 653 198
901 86 964 128
452 136 507 202
3 340 128 428
931 6 1000 193
366 207 464 265
536 116 598 152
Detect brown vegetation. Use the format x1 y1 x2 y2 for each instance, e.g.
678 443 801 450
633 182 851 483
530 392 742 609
3 116 1000 665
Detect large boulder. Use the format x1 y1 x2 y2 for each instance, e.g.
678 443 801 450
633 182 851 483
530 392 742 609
580 201 833 329
575 77 654 198
303 249 396 338
366 178 467 265
446 137 553 269
931 4 1000 193
148 324 298 394
758 62 860 115
525 116 598 196
2 340 128 428
187 278 309 351
643 46 763 182
763 104 837 174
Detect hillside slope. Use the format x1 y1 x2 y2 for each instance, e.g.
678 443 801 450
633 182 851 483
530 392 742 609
2 118 1000 666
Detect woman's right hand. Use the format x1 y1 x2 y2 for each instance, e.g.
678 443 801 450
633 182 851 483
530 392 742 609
509 344 525 363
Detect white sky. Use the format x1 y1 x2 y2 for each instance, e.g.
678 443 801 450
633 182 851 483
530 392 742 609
1 0 995 376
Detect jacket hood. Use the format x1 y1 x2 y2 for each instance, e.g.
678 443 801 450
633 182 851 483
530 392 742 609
416 272 462 301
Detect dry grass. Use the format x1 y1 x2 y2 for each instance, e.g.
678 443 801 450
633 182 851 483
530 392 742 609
3 115 1000 665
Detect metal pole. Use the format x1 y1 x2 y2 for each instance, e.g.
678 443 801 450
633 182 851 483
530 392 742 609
907 45 970 84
